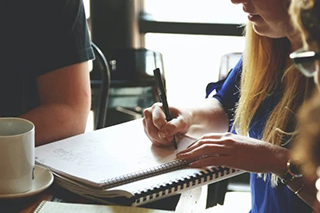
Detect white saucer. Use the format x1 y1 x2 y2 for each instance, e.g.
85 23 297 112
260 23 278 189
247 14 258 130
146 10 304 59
0 165 54 199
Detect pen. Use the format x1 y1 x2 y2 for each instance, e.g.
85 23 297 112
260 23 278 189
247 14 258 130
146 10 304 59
153 68 178 149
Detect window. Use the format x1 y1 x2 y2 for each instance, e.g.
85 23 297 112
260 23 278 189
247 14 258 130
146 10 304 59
143 0 246 24
142 0 246 106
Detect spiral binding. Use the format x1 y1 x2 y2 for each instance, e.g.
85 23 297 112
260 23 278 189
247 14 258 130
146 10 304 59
133 166 241 205
34 201 47 213
101 159 191 189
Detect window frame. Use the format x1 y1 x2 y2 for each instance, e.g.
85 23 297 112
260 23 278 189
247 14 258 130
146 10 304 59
139 14 245 36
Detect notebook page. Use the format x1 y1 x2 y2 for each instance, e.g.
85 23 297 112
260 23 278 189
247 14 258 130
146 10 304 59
34 201 173 213
35 119 196 188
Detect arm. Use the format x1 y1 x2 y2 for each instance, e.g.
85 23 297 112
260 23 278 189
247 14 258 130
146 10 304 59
21 62 91 146
177 132 317 208
188 98 229 137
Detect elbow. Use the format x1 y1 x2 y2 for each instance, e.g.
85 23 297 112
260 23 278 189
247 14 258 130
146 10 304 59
74 100 91 134
67 94 91 136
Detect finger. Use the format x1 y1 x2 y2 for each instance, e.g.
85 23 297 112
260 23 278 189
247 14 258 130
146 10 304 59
177 139 200 155
189 155 232 168
151 103 167 130
177 141 228 159
143 109 170 146
178 138 223 155
177 143 211 160
160 116 188 138
186 140 198 149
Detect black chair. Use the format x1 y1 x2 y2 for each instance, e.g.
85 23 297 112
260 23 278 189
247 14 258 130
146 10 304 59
105 48 164 127
90 42 111 130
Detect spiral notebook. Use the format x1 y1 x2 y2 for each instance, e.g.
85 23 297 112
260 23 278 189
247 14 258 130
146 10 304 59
35 119 244 206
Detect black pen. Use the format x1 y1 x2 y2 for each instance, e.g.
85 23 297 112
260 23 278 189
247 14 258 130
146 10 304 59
153 68 178 149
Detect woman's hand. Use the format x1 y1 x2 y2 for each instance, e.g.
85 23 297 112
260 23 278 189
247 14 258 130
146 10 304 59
176 132 289 175
142 103 192 147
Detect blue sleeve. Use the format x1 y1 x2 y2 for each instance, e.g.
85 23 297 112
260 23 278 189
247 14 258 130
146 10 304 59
206 58 243 127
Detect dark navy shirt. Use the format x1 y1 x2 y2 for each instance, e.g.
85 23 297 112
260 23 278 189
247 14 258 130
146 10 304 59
0 0 94 116
208 58 312 213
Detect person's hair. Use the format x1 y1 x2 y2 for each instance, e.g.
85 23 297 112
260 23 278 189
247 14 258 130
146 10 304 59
289 0 320 180
233 22 314 186
293 89 320 180
290 0 320 46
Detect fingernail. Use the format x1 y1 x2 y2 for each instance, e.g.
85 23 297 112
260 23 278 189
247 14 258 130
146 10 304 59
158 131 166 139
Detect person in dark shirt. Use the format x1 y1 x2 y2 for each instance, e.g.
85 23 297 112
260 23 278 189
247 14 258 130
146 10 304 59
143 0 316 212
0 0 94 146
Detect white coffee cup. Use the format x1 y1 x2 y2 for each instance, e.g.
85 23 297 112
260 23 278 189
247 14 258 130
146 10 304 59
0 117 35 194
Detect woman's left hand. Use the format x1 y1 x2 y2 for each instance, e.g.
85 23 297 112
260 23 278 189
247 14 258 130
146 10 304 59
176 132 289 175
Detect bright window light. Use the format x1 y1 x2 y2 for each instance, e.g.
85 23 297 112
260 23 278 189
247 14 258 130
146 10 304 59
143 0 247 24
145 34 245 106
143 1 246 106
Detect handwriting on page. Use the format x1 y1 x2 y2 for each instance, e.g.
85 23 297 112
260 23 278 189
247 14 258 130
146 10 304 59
35 119 197 187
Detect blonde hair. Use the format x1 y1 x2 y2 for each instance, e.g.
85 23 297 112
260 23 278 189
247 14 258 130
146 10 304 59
233 22 314 186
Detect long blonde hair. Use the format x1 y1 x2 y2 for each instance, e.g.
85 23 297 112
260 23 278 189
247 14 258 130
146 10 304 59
233 22 314 185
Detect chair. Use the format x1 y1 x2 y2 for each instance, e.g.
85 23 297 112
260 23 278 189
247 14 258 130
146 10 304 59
218 52 242 80
90 42 111 130
105 48 164 126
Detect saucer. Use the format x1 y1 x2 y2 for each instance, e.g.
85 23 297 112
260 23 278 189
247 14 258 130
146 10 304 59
0 165 54 199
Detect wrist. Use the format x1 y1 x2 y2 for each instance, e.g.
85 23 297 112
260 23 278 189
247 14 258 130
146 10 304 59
269 147 289 177
280 159 303 185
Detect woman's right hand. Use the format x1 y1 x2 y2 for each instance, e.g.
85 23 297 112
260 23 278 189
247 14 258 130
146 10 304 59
142 103 192 147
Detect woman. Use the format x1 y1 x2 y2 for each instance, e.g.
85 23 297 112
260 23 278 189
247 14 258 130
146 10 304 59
143 0 316 212
289 0 320 210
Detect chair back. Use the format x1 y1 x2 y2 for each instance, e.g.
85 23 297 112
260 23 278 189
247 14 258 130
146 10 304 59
90 42 111 129
218 52 242 80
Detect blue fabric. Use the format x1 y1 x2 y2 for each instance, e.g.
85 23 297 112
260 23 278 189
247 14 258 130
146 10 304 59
209 57 312 213
209 58 242 131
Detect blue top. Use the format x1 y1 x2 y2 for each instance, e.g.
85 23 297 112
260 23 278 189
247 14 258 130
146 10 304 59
207 58 312 213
